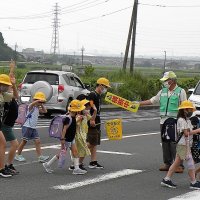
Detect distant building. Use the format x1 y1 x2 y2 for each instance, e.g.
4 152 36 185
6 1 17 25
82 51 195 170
21 48 44 60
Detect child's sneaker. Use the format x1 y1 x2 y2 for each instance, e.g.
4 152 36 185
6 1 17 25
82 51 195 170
68 165 75 171
88 161 104 169
38 155 49 163
79 164 87 171
73 168 87 175
161 179 177 188
190 181 200 190
15 154 26 162
43 162 53 174
0 168 12 178
5 164 19 175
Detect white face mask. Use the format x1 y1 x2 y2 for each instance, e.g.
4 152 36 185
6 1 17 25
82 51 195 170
163 81 171 89
102 88 107 94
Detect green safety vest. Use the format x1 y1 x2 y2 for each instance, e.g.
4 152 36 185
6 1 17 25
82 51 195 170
160 87 182 118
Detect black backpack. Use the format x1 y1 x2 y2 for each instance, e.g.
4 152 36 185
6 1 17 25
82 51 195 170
76 94 89 101
190 116 200 163
161 118 178 142
2 98 19 127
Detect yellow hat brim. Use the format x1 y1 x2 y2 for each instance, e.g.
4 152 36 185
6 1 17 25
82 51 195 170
69 105 85 112
0 80 12 86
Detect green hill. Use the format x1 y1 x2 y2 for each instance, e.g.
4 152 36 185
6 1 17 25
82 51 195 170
0 32 23 61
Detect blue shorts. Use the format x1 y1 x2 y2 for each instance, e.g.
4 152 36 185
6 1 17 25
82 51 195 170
22 126 39 141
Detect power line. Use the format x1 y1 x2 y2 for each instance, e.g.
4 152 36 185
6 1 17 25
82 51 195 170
139 2 200 8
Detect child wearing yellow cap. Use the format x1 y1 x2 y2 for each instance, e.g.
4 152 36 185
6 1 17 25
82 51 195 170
43 99 87 175
15 92 49 163
161 100 200 190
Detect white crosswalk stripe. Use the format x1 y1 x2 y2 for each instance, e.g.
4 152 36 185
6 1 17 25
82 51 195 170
13 110 159 129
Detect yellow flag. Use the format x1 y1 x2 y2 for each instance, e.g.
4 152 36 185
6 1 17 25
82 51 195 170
105 119 122 140
105 92 139 112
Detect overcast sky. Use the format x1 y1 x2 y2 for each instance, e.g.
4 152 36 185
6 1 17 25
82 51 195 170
1 0 200 57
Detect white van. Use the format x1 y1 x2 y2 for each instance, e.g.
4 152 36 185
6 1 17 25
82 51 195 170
188 81 200 116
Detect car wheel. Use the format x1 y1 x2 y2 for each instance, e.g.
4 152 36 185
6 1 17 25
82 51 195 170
30 81 53 101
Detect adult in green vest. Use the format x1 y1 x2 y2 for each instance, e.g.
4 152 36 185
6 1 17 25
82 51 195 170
140 71 187 173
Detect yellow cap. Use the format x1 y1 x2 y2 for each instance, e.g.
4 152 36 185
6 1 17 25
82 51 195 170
68 100 85 112
160 71 176 81
81 99 90 106
178 100 195 111
33 92 46 102
0 74 12 86
97 77 111 88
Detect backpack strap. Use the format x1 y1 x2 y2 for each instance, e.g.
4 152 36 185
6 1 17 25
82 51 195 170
21 106 35 127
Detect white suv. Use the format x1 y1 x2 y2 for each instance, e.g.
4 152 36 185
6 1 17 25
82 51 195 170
18 70 90 116
188 81 200 116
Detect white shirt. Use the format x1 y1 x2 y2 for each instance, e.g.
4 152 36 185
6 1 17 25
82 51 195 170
177 117 193 146
150 85 187 124
23 106 39 129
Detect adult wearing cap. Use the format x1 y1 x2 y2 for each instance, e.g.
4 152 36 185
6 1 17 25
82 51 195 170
140 71 187 172
87 77 111 169
0 74 18 177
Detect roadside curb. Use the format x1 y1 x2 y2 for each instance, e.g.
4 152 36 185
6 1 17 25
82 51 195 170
101 105 159 112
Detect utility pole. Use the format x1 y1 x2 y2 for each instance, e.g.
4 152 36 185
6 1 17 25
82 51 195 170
13 43 18 61
50 3 60 55
81 46 85 68
122 3 135 72
130 0 138 74
163 50 166 73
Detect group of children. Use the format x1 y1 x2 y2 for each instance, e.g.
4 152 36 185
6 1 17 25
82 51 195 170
2 65 200 190
43 77 111 175
0 65 111 177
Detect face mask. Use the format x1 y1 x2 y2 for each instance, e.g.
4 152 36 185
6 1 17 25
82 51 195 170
185 111 193 118
102 88 107 94
163 81 170 89
0 85 9 92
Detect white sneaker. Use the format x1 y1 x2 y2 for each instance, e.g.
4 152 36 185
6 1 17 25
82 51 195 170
42 162 53 174
73 168 87 175
15 154 26 162
38 155 49 163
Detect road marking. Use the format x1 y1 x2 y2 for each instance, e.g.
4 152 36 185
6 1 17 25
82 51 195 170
169 191 200 200
7 132 159 154
97 150 133 155
51 169 143 191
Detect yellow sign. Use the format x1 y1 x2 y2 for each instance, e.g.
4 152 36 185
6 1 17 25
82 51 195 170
105 119 122 140
105 92 139 113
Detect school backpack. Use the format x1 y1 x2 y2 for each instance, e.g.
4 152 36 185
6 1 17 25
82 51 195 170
49 115 72 139
161 118 178 142
15 104 35 126
190 116 200 163
3 98 19 127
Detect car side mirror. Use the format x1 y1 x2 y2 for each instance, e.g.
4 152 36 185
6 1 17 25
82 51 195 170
188 88 195 95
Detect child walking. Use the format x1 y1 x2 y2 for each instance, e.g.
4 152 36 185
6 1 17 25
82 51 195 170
161 100 200 190
15 92 49 163
69 98 97 171
43 100 87 175
0 72 18 177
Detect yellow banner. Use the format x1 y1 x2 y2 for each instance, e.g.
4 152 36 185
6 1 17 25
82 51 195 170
105 92 139 112
105 119 122 140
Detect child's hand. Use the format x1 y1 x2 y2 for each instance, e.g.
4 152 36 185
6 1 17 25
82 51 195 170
90 119 95 127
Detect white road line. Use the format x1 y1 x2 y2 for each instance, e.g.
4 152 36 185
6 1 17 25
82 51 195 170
97 150 133 155
7 132 159 154
51 169 143 191
169 191 200 200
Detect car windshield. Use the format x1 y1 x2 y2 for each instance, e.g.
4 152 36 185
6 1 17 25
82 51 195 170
23 73 59 85
194 82 200 95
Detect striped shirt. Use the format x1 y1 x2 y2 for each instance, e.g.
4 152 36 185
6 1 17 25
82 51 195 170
23 106 39 129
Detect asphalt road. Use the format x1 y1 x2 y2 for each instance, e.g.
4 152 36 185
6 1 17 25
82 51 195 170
1 109 200 200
